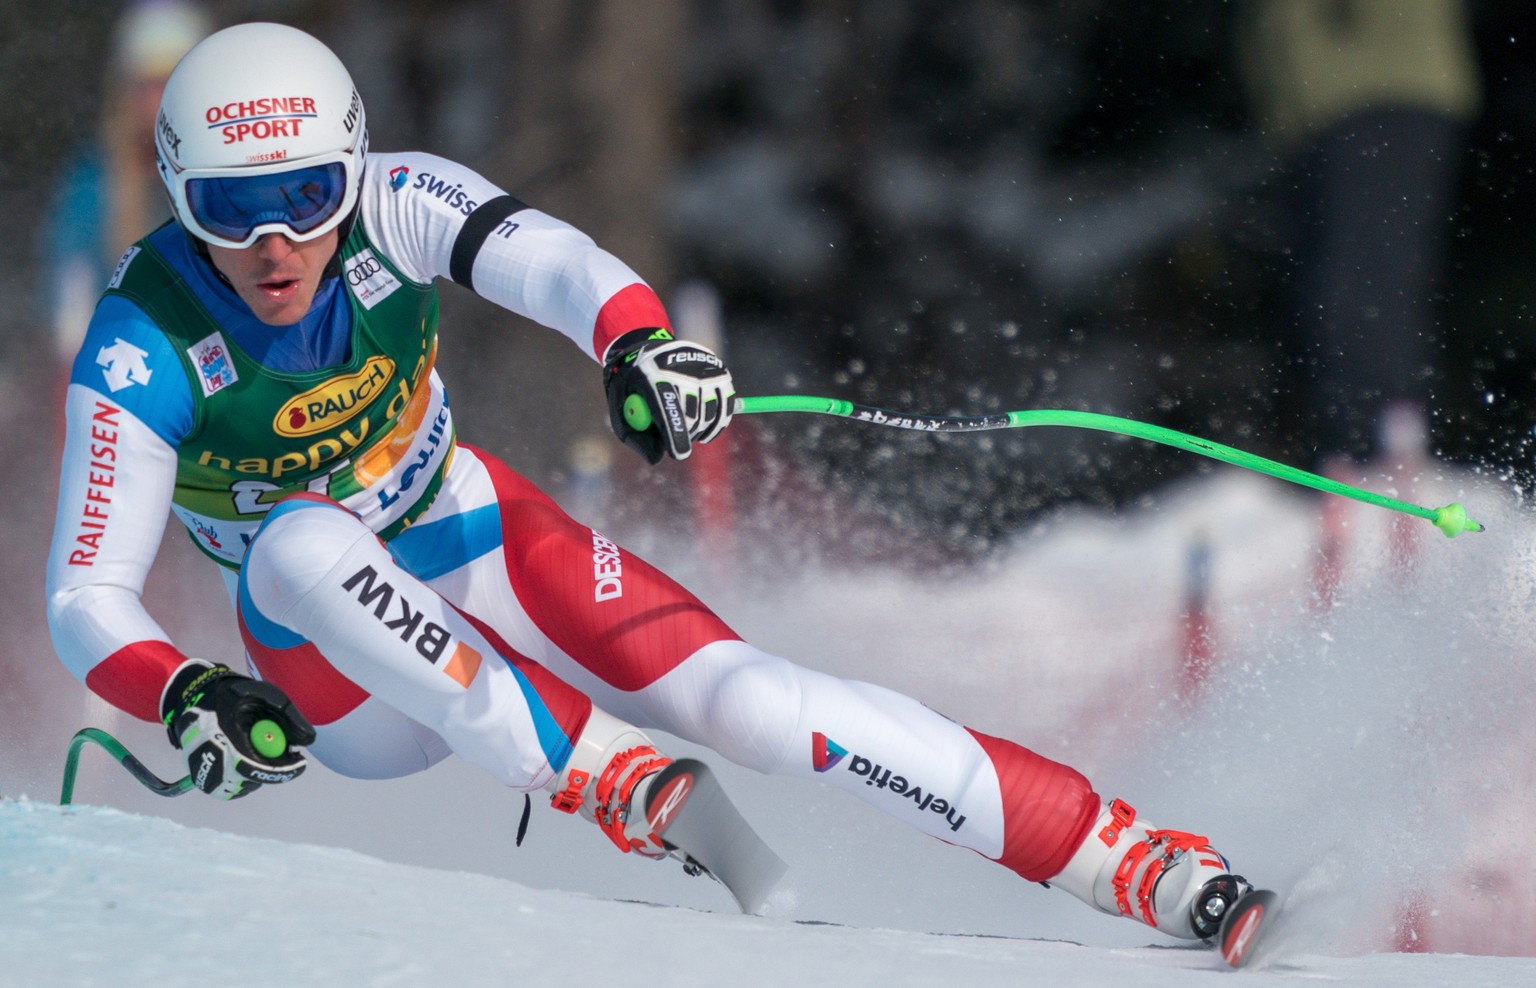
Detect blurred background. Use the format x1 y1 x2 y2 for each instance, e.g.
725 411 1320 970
7 0 1536 536
3 0 1536 956
5 1 1536 552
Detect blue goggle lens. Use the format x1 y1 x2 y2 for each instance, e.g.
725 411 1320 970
185 163 348 242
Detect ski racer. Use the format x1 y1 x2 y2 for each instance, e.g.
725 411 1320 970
45 21 1256 941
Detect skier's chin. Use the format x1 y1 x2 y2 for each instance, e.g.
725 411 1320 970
242 278 315 326
206 229 338 327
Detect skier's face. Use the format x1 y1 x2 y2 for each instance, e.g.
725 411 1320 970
207 230 339 326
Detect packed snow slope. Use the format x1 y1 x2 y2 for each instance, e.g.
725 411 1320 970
5 455 1536 984
3 800 1535 987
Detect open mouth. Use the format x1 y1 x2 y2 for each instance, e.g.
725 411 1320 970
257 277 301 298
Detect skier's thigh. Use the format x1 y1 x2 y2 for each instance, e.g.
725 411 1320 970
304 694 453 780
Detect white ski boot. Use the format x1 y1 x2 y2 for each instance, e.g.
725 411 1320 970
1049 798 1252 940
546 708 676 857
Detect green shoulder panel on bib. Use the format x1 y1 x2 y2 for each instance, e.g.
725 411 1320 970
105 229 222 440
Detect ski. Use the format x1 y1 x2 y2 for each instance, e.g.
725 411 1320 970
1216 888 1280 969
643 758 788 914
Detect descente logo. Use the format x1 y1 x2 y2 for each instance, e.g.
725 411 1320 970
273 356 395 437
592 530 623 601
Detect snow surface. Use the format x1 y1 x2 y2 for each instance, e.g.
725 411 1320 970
5 456 1536 985
2 799 1532 987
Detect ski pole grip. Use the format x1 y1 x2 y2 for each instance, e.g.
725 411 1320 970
623 393 654 432
249 719 288 759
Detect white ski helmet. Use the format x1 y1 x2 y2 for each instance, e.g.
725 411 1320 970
155 22 367 249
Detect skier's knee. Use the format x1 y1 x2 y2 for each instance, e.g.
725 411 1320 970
242 495 374 612
694 648 802 772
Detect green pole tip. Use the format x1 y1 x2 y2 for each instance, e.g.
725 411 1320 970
1431 503 1483 538
623 393 653 432
249 719 287 759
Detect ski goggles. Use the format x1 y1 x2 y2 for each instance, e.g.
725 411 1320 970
168 152 358 249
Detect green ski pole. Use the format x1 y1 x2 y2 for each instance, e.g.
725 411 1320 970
621 393 1484 538
59 721 288 805
60 728 193 804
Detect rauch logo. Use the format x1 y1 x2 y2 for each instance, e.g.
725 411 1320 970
273 356 395 438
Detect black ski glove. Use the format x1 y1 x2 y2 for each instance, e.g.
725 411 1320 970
160 659 316 800
603 328 735 464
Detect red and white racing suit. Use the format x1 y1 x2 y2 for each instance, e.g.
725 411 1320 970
45 150 1101 887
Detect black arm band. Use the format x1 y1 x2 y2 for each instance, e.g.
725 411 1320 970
449 194 528 294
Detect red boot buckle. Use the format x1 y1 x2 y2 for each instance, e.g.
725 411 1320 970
550 768 591 814
1100 798 1137 847
593 746 672 852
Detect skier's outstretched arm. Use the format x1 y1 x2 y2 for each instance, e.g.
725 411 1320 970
360 151 735 464
45 297 311 799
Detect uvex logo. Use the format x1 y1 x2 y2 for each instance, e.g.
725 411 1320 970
273 356 395 437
